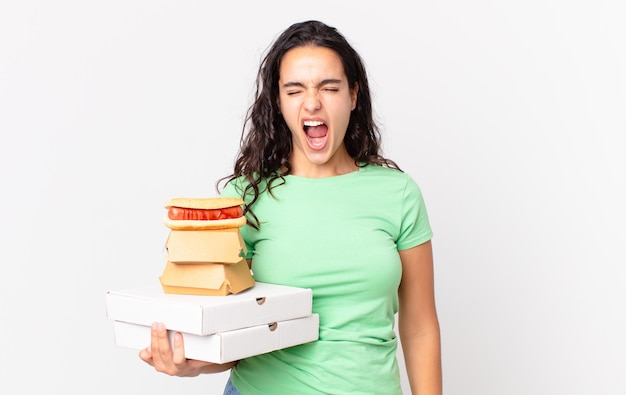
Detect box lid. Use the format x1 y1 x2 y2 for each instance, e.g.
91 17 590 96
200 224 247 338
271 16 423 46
112 314 319 363
159 258 255 296
165 228 246 264
106 281 313 335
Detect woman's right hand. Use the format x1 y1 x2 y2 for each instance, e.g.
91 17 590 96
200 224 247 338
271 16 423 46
138 322 236 377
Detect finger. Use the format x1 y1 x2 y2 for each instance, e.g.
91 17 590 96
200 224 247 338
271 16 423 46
172 332 187 365
149 323 160 363
138 347 153 364
156 323 173 357
150 322 171 367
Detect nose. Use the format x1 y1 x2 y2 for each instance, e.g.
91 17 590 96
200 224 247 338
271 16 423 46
303 90 321 112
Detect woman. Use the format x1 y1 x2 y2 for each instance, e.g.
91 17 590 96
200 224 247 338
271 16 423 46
140 20 442 395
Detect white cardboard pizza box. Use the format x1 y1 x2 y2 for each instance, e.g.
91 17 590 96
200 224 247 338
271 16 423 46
105 282 313 335
112 314 319 364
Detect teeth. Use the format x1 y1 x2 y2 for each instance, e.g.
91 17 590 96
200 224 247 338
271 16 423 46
303 121 324 127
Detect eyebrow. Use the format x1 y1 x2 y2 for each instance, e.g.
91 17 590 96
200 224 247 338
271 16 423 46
282 78 343 89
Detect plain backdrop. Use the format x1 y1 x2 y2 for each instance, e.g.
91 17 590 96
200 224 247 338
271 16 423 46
1 1 624 394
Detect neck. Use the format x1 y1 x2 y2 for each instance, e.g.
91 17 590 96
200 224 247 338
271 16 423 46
289 152 358 178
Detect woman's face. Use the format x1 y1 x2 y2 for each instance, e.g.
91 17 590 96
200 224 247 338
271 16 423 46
278 45 358 177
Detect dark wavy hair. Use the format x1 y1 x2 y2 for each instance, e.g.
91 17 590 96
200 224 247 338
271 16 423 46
218 20 400 229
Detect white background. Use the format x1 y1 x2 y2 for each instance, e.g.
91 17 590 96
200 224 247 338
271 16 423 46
1 1 624 394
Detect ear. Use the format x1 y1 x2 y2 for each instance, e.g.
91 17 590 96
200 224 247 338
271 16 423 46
350 82 359 110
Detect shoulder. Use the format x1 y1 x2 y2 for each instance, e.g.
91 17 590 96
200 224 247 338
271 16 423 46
360 164 420 189
220 177 246 198
361 163 408 178
220 175 271 199
362 165 429 211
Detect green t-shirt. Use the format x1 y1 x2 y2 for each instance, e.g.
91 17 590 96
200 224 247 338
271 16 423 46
221 164 433 395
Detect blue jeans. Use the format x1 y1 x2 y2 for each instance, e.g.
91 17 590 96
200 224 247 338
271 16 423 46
223 378 241 395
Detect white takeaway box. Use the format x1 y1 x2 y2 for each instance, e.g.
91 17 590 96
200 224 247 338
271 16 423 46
112 314 319 363
105 282 313 335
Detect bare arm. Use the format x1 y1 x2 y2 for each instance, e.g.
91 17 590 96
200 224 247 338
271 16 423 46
398 240 442 394
139 322 236 376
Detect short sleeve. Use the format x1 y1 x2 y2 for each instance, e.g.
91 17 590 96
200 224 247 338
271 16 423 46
396 177 433 251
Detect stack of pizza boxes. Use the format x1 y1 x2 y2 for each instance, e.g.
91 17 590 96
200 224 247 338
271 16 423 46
159 197 255 296
105 197 319 364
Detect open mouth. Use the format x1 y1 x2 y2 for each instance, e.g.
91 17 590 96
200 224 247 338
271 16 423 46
303 121 328 149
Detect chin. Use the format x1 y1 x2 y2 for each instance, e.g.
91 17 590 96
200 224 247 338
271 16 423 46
305 152 332 166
